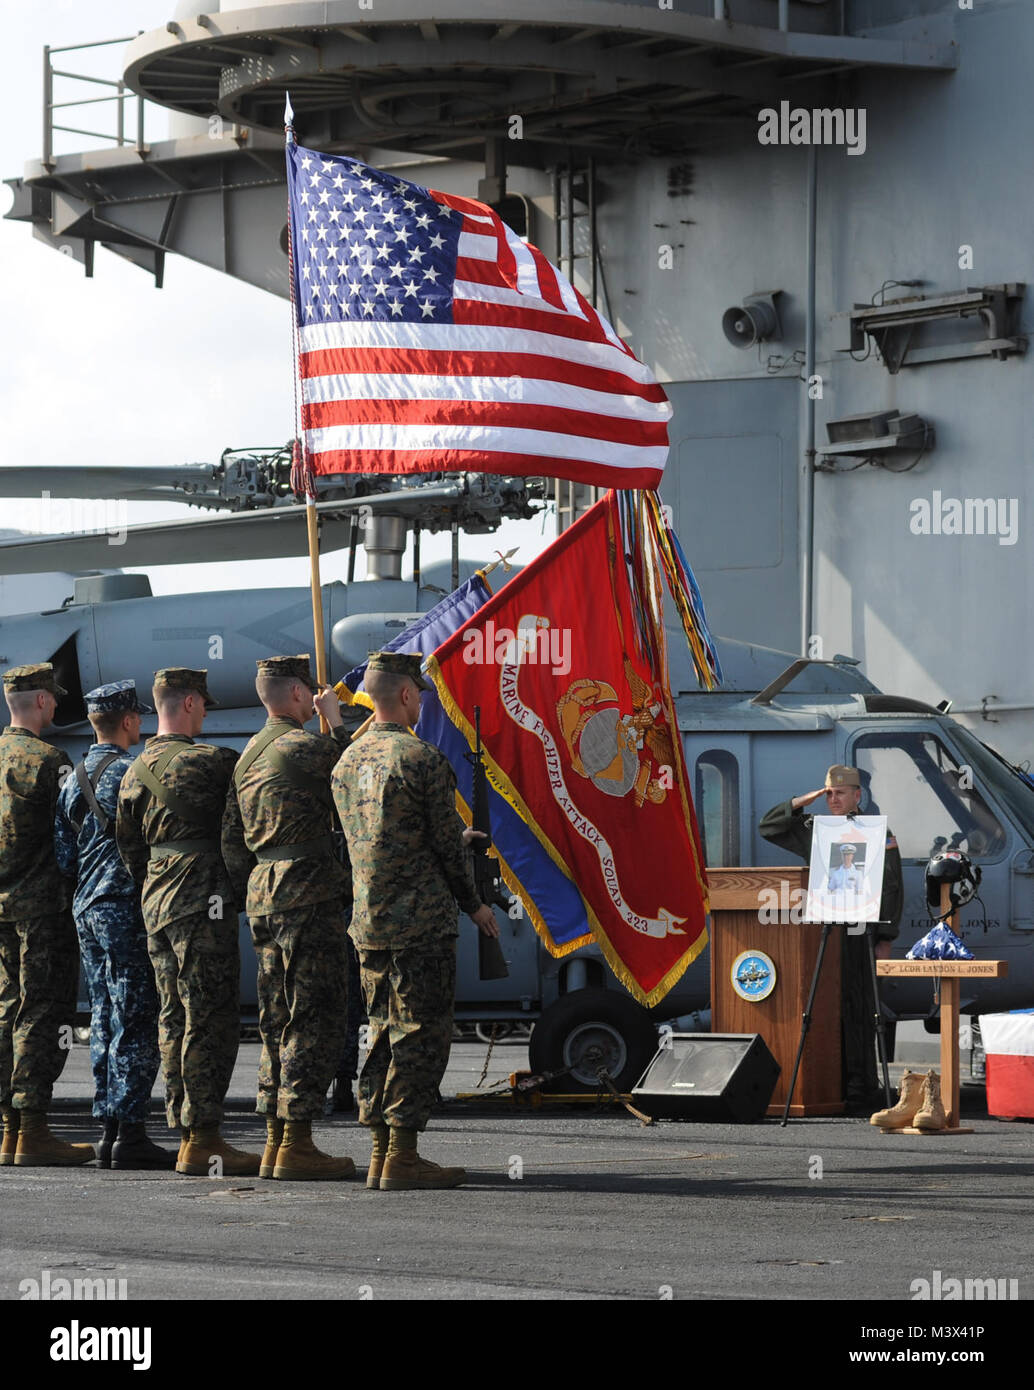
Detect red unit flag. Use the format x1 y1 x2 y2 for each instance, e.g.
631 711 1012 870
428 491 709 1006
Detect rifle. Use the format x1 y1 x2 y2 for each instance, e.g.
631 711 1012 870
465 705 510 981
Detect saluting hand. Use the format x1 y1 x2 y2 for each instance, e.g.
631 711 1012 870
792 787 826 810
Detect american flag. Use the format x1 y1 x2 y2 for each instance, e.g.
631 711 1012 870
286 144 671 489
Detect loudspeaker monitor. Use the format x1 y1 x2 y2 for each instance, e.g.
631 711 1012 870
631 1033 780 1122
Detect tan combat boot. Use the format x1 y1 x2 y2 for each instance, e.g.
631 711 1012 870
379 1127 465 1191
176 1127 261 1177
1 1107 19 1166
176 1127 191 1166
272 1120 356 1181
869 1070 925 1130
914 1071 948 1132
260 1117 283 1179
13 1111 95 1167
366 1122 389 1191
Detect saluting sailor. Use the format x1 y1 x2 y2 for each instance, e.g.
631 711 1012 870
760 764 903 1116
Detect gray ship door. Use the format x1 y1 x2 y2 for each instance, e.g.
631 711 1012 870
663 379 800 654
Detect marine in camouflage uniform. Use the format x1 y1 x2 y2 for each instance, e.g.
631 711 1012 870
116 668 255 1174
0 663 93 1167
54 679 173 1170
222 654 354 1180
759 763 903 1112
332 651 498 1191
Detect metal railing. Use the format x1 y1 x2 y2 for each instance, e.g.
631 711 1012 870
715 0 835 31
42 34 147 169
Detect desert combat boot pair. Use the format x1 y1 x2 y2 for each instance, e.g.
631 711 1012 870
3 1110 94 1166
177 1120 355 1179
870 1070 948 1132
368 1125 466 1191
258 1117 356 1181
177 1127 262 1177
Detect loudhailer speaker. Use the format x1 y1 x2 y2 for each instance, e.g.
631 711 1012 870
631 1034 780 1122
721 294 781 348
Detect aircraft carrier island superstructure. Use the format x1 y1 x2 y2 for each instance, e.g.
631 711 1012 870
5 1 1032 761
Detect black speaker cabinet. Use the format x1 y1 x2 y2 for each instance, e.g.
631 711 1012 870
631 1033 780 1122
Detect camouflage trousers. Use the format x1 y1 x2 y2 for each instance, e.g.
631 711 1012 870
0 913 78 1112
146 912 240 1131
842 926 879 1102
77 901 160 1124
250 903 348 1121
356 942 456 1132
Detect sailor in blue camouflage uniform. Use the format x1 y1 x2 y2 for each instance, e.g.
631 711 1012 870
54 681 174 1170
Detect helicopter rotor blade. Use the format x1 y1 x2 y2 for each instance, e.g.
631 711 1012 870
0 483 467 574
0 464 220 503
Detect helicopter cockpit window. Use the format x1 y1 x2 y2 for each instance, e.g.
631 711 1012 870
852 733 1006 861
694 751 740 868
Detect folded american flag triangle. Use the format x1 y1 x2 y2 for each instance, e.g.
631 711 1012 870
286 144 672 489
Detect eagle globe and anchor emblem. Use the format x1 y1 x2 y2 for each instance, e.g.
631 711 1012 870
731 950 777 1003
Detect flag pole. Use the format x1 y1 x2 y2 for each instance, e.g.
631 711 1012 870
285 94 330 732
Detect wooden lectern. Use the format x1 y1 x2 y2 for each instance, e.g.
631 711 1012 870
709 867 844 1116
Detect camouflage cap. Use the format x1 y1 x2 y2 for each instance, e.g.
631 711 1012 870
153 667 218 709
2 663 66 698
366 650 432 692
825 764 861 789
256 655 319 692
85 679 152 716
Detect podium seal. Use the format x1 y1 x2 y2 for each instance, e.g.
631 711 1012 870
731 949 777 1002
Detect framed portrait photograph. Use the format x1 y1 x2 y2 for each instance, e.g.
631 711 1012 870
804 816 887 923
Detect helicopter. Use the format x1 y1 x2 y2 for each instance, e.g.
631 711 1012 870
3 455 1034 1096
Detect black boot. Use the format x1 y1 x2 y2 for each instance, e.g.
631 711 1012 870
330 1077 355 1114
95 1117 119 1169
111 1121 178 1171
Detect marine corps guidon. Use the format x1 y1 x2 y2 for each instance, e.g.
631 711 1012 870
429 491 711 1007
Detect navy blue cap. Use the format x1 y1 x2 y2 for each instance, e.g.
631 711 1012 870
85 680 152 716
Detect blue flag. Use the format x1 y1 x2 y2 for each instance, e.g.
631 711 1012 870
343 574 591 954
